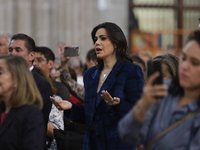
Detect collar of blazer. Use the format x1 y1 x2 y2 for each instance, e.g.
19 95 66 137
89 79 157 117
88 60 124 108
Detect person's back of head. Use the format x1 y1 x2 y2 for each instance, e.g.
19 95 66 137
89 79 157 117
131 54 146 73
86 48 95 61
153 54 179 80
138 51 153 69
68 67 77 82
68 57 83 76
85 48 96 70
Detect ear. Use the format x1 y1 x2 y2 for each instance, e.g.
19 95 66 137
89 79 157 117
29 51 35 62
47 60 54 70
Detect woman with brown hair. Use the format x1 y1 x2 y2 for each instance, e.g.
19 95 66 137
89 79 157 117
119 30 200 150
0 55 44 150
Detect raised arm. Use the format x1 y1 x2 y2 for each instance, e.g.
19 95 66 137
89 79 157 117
118 72 168 146
59 45 84 102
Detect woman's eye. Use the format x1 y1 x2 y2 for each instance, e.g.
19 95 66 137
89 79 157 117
101 37 106 41
191 60 200 66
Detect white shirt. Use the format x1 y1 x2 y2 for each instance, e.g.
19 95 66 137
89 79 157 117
29 65 34 71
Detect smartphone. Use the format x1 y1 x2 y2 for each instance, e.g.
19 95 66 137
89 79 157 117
147 60 163 85
64 46 80 57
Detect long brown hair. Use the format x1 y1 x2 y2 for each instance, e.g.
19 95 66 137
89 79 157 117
35 66 57 95
0 55 43 109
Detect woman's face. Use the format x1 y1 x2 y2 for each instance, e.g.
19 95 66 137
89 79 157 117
94 28 116 60
179 40 200 90
0 59 14 100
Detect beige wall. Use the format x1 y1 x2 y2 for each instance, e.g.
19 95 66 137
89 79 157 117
0 0 128 62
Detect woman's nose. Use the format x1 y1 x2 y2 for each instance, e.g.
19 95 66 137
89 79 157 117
181 61 189 70
95 39 100 45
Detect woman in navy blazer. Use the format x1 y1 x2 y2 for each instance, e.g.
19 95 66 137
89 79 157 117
0 55 45 150
51 22 144 150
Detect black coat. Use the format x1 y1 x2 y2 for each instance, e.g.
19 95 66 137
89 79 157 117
31 67 52 126
0 105 45 150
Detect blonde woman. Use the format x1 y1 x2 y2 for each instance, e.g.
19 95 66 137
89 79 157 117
0 55 44 150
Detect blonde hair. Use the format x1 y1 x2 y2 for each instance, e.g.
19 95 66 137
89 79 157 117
0 55 43 109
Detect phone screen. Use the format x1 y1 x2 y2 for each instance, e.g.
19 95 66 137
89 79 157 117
64 46 80 57
147 60 163 85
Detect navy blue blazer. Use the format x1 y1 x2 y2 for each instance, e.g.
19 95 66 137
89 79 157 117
69 61 144 150
31 67 52 126
0 105 45 150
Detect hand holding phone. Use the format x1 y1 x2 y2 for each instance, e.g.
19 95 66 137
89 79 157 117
64 46 80 57
147 60 163 85
147 60 166 99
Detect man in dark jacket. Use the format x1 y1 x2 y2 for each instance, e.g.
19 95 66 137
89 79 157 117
9 33 52 150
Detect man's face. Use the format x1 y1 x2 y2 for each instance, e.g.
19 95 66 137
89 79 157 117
9 39 35 67
0 36 9 55
34 52 53 76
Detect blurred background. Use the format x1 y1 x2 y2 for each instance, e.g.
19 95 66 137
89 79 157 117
0 0 200 62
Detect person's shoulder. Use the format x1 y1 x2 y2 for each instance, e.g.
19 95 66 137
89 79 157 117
17 104 42 116
20 104 41 111
32 68 51 86
161 93 179 105
84 66 97 76
32 68 46 81
16 105 44 124
53 79 64 88
122 62 142 73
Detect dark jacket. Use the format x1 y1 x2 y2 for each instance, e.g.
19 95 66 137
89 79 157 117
52 78 71 101
0 105 45 150
32 67 52 150
32 67 52 126
69 61 144 150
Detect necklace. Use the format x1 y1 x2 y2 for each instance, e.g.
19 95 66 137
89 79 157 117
100 69 112 85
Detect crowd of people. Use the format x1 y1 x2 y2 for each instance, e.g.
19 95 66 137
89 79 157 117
0 20 200 150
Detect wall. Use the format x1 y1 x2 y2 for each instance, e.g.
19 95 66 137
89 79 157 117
0 0 128 62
